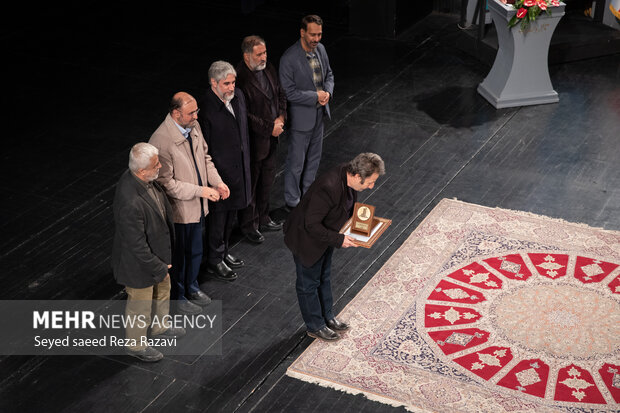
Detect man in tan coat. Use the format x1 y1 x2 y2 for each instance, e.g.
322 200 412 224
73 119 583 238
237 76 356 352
149 92 230 314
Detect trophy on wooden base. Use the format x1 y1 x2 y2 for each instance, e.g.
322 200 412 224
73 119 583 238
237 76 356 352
350 202 375 236
340 202 391 248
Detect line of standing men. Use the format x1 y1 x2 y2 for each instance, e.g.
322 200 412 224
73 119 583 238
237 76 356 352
112 15 335 360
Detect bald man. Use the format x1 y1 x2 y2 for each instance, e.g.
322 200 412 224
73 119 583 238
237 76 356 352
149 92 231 315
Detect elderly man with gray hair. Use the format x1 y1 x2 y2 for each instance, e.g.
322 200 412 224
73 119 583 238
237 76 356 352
198 61 252 281
112 142 185 362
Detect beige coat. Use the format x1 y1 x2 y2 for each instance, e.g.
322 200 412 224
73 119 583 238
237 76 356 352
149 114 223 224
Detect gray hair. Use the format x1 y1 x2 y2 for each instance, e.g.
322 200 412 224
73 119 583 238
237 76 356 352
346 153 385 183
208 60 236 83
128 142 159 173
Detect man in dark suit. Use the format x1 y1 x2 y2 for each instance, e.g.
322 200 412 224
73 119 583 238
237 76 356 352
279 14 334 211
236 35 288 244
112 142 186 362
198 61 252 280
284 153 385 341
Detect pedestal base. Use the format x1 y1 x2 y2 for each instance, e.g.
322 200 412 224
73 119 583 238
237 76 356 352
477 83 559 109
478 0 565 109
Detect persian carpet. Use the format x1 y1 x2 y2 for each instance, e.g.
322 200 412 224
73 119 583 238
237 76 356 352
287 199 620 412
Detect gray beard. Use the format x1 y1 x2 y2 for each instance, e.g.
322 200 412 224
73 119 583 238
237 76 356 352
147 170 159 182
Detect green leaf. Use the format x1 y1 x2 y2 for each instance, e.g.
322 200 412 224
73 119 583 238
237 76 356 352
520 17 530 30
508 15 519 27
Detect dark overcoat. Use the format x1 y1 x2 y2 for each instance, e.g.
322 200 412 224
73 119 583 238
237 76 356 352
198 88 251 211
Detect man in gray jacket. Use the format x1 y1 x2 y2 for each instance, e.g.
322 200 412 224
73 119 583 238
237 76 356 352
112 142 185 362
279 14 334 210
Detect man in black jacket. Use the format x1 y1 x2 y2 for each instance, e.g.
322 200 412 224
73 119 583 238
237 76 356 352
284 153 385 341
236 35 287 243
198 61 252 281
112 142 185 362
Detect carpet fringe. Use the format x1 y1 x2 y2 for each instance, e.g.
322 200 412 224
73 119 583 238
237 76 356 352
286 368 429 413
443 198 616 233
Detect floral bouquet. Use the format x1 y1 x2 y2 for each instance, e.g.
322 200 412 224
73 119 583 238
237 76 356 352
505 0 561 30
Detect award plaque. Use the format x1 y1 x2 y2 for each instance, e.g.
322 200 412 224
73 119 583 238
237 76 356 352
340 203 391 248
350 202 375 236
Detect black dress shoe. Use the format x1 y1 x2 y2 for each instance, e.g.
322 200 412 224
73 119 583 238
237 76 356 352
152 327 186 338
259 218 283 232
207 261 238 281
177 300 202 314
243 229 265 244
224 253 244 268
125 346 163 362
188 290 212 306
307 326 340 341
326 318 349 331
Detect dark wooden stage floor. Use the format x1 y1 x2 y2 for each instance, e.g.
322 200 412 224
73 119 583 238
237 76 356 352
1 2 618 412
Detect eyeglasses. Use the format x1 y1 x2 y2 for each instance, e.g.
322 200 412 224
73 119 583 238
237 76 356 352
177 108 200 116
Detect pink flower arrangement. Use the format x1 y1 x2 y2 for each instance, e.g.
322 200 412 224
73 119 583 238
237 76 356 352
507 0 560 30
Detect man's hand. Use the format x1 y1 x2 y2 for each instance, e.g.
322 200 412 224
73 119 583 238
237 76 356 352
317 91 330 106
341 235 359 248
201 186 221 202
216 183 230 200
272 121 284 137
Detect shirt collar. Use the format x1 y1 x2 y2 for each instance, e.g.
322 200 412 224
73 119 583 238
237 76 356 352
173 120 192 138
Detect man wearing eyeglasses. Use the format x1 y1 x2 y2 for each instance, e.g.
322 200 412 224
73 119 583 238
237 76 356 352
149 91 230 315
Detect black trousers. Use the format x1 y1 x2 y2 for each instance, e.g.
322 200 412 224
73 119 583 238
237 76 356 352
206 209 236 266
239 138 278 233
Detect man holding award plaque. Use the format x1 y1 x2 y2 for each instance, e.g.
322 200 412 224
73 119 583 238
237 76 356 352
284 153 385 341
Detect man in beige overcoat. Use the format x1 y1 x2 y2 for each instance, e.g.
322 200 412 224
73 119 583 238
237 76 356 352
149 91 230 314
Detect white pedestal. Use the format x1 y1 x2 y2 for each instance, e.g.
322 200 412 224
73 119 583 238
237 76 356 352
478 0 566 108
